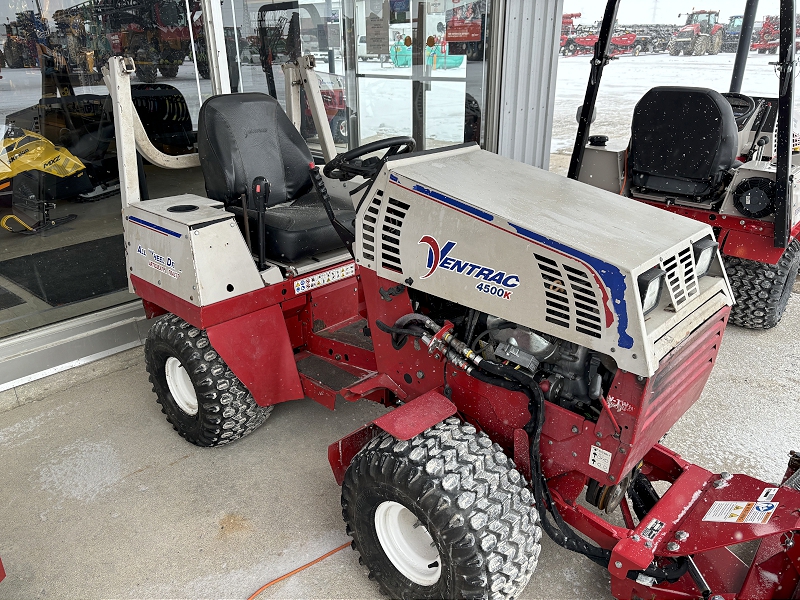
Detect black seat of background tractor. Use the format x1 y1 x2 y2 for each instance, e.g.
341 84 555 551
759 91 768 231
629 86 738 198
197 92 354 262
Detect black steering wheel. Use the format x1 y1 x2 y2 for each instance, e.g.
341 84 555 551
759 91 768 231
721 92 757 127
323 136 416 181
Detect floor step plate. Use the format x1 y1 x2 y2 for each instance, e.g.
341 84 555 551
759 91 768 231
296 352 374 409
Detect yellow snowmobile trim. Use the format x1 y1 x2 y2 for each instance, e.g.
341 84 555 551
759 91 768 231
1 214 34 233
0 129 86 183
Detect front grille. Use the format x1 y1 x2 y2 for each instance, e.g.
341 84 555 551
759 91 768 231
661 245 699 310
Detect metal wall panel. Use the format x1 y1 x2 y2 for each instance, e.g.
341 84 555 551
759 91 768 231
498 0 564 169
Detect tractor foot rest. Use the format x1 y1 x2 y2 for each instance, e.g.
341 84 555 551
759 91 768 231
314 317 373 351
295 352 374 410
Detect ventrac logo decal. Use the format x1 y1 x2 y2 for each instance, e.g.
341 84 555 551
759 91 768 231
418 235 519 300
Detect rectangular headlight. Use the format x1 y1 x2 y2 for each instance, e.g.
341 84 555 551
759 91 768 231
638 267 666 315
692 237 718 278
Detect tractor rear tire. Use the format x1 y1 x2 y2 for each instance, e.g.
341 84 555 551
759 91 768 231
342 418 541 600
709 31 723 55
145 314 272 446
724 240 800 329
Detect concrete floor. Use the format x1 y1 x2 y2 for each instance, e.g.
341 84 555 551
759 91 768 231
0 293 798 600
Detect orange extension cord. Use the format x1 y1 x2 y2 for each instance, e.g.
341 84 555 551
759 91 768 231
247 542 351 600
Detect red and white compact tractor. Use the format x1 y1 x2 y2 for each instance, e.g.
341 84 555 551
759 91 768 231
574 0 800 330
104 41 800 599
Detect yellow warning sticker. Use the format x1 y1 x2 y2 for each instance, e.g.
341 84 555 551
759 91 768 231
702 501 778 524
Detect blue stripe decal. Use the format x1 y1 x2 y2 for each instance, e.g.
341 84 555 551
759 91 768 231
508 223 634 350
128 216 183 238
410 184 494 222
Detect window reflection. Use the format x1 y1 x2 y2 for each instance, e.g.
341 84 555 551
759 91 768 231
0 0 208 338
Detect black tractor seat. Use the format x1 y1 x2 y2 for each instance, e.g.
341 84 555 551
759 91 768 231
226 190 355 262
629 86 738 200
197 92 355 263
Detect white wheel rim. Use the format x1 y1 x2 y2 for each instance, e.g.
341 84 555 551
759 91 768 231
374 501 441 586
165 357 198 416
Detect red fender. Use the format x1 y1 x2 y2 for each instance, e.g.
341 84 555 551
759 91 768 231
327 390 457 485
206 304 304 407
721 229 788 264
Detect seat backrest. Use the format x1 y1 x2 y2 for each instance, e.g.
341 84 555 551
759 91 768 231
198 92 313 209
630 86 738 197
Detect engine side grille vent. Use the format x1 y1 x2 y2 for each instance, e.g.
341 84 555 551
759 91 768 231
661 246 698 310
361 195 381 262
379 197 410 273
564 265 603 338
534 254 602 339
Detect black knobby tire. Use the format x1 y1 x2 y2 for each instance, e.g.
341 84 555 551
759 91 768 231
145 314 272 446
724 240 800 329
691 35 708 56
159 64 179 78
709 31 723 55
342 418 541 600
136 64 158 83
331 113 348 144
668 41 680 56
197 60 211 79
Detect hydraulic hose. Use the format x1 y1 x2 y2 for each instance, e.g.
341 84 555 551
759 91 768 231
393 313 440 333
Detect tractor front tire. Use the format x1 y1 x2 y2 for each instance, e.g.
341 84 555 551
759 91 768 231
724 240 800 329
145 314 272 446
342 418 541 600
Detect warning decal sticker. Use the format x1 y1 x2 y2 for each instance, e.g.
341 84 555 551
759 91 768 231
641 518 665 541
589 446 612 473
293 264 355 295
702 501 778 524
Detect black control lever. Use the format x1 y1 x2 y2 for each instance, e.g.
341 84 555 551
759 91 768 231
252 177 269 271
309 163 355 257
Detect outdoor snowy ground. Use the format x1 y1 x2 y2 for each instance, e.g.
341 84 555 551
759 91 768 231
550 50 800 173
